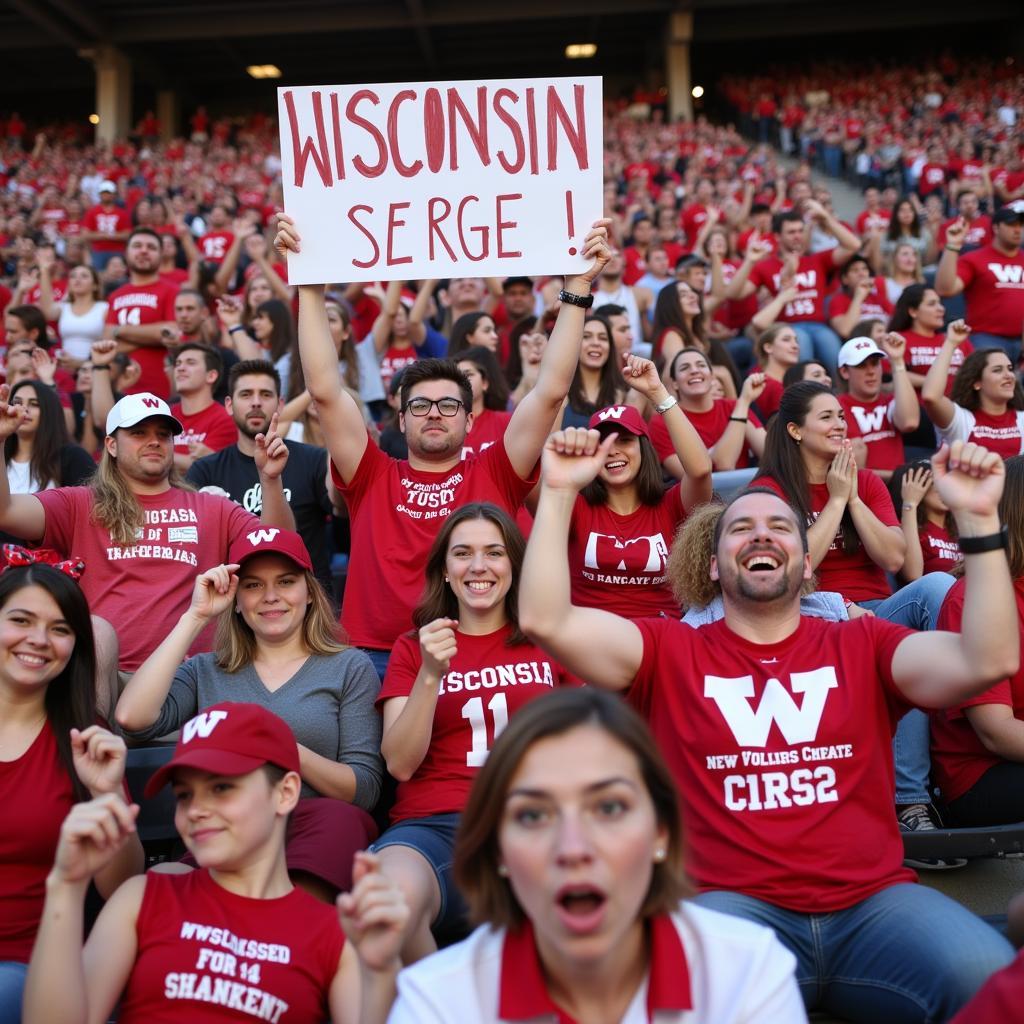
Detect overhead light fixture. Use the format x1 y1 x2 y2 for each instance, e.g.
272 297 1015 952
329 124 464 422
691 85 705 99
88 113 100 125
565 43 597 59
247 65 282 79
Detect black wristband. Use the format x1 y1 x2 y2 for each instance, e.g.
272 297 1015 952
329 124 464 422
228 325 246 334
729 415 747 423
958 526 1008 555
558 289 594 309
945 245 962 254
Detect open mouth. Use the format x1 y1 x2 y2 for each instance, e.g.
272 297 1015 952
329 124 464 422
742 550 782 572
14 652 48 667
466 580 495 592
555 885 608 931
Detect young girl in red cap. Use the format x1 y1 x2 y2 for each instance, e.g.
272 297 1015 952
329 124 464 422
24 700 408 1024
565 354 711 619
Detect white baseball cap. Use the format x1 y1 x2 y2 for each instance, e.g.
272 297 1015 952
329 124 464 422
98 180 117 193
837 336 885 368
105 393 183 437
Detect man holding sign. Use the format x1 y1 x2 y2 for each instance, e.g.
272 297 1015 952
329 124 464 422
274 214 609 675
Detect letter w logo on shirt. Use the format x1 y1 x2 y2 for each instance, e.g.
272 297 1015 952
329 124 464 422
246 528 280 545
704 668 838 746
596 406 627 422
182 710 228 743
851 405 888 433
989 263 1024 285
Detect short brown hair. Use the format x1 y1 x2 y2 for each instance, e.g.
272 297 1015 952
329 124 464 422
454 688 692 930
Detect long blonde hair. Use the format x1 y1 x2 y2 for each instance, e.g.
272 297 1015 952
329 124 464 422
214 568 346 673
89 450 194 547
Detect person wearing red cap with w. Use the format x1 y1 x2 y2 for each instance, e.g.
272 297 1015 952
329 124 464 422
24 701 409 1024
566 355 711 619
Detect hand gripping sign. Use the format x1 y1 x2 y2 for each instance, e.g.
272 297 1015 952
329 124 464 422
277 76 603 283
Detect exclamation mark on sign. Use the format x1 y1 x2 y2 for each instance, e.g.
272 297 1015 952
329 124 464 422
565 191 577 255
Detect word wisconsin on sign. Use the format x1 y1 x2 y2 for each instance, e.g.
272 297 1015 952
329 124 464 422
277 76 603 283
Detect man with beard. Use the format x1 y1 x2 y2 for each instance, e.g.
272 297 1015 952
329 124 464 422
103 228 179 398
519 428 1017 1022
187 359 332 590
275 212 610 678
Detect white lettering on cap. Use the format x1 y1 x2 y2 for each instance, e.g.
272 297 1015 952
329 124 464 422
246 528 280 545
182 710 228 743
597 406 627 421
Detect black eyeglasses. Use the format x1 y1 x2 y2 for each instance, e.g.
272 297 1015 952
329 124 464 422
404 397 465 417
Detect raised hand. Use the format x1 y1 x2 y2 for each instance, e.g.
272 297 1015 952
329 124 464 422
901 465 932 509
244 232 268 261
541 427 618 493
51 794 139 885
853 278 874 303
0 383 30 440
337 852 409 973
273 212 300 260
621 353 662 400
254 411 288 479
944 218 967 248
71 726 128 797
880 331 907 364
931 441 1004 521
187 563 240 622
803 198 827 221
744 233 773 262
216 296 243 330
946 319 971 346
30 346 56 386
419 617 458 677
826 441 858 505
90 339 118 367
567 218 613 287
739 371 766 405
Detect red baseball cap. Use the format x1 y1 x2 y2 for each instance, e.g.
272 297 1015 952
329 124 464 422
227 526 312 572
144 702 300 797
588 404 650 439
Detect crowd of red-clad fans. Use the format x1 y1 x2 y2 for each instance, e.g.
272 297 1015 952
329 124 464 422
1 67 1024 1022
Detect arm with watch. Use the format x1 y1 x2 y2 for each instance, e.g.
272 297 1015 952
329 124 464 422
87 339 120 433
934 217 967 298
709 371 767 471
624 353 711 508
501 220 612 480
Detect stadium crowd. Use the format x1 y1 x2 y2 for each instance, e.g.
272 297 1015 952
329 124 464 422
0 61 1023 1021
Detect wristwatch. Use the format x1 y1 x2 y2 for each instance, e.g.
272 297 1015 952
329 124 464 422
558 289 594 309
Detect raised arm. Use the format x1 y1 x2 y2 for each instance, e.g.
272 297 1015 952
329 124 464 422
751 283 799 334
934 218 966 298
804 200 861 263
895 466 930 582
0 385 46 540
892 442 1019 705
36 248 62 321
519 429 644 688
502 220 611 479
830 279 873 340
276 215 370 485
921 320 970 429
87 339 118 434
370 281 404 355
252 413 296 529
712 372 766 470
723 236 771 300
881 332 920 433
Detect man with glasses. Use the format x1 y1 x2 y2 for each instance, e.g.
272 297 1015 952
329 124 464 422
276 213 610 676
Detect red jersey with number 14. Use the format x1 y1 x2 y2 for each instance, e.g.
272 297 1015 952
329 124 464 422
379 625 574 822
105 279 178 397
118 869 344 1023
631 615 916 911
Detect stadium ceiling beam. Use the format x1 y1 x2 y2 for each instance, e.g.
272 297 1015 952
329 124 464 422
46 0 108 39
404 0 439 74
5 0 86 51
108 0 674 43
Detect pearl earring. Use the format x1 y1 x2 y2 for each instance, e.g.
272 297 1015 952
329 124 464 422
654 849 667 863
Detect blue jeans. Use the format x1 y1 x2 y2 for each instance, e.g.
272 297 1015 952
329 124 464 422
861 572 957 804
969 331 1022 366
694 884 1013 1021
359 647 391 682
791 322 842 377
722 334 755 378
0 961 27 1022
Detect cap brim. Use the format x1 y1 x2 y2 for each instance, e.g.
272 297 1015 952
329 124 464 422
143 750 267 798
108 413 184 437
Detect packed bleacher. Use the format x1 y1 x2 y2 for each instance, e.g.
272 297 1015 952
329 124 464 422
1 72 1024 1022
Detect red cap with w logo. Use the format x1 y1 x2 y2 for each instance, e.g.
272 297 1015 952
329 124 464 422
588 404 650 439
105 393 183 436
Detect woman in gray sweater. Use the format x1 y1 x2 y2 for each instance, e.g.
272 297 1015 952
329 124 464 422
115 526 383 900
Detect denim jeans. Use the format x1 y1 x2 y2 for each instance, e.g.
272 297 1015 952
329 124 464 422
790 322 842 377
694 884 1013 1021
722 333 755 378
969 331 1022 367
359 647 391 683
0 961 27 1022
860 572 956 804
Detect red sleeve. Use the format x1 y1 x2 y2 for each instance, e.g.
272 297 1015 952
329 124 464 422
159 285 178 319
630 617 681 718
105 300 118 325
747 260 773 290
204 415 239 452
864 615 917 717
828 292 851 318
955 250 979 288
82 208 97 230
377 632 421 704
859 469 898 526
331 435 390 516
222 498 261 546
37 486 82 554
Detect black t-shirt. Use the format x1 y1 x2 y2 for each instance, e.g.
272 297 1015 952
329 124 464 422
187 440 332 588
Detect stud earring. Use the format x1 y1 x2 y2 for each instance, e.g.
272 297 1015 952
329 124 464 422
654 849 667 863
444 576 450 583
497 864 509 877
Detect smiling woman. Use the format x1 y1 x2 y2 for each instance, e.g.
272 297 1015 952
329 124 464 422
386 688 805 1023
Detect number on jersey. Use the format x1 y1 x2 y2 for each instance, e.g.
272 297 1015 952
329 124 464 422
462 693 509 767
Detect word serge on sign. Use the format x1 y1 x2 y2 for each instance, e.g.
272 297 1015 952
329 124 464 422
278 77 603 283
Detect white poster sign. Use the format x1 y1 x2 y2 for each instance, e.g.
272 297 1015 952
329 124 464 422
277 76 603 283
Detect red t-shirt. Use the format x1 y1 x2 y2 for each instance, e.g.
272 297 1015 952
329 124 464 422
839 394 904 471
568 487 686 618
199 231 235 264
902 330 973 397
0 722 74 961
378 345 417 391
749 251 835 323
680 203 712 247
630 615 916 911
379 625 572 821
754 375 784 422
650 399 760 469
38 486 259 670
736 228 778 258
827 280 894 323
920 521 960 575
758 471 897 602
105 279 179 397
334 441 536 649
118 869 344 1023
170 401 237 456
939 406 1024 460
956 245 1024 337
930 578 1024 802
82 204 132 252
461 408 512 461
918 163 947 195
951 950 1024 1024
713 258 759 332
938 216 992 250
855 209 892 235
622 246 647 286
